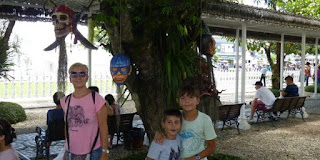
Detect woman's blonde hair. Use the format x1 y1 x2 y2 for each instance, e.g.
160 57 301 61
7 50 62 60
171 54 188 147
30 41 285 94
68 62 89 74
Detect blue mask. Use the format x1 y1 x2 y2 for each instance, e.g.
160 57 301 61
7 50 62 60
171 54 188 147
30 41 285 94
110 55 131 76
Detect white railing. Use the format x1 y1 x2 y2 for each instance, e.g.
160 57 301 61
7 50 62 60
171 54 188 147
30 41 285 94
0 70 302 102
214 69 301 91
0 73 117 101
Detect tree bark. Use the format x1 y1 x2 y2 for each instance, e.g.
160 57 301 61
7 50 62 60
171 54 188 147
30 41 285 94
57 40 67 92
268 43 281 89
99 0 203 141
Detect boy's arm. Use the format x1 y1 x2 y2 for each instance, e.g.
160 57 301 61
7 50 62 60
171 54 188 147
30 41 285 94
153 131 166 144
145 157 154 160
183 139 216 160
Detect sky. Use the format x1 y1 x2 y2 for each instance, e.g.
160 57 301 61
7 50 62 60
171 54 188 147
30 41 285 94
10 21 112 77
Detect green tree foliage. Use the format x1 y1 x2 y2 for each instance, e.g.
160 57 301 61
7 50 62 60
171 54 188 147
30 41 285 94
0 20 19 80
277 0 320 18
97 0 202 106
96 0 204 138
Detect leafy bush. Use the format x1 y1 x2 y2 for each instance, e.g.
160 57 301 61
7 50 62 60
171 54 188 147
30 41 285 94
305 85 320 93
116 152 243 160
0 101 26 124
269 88 280 97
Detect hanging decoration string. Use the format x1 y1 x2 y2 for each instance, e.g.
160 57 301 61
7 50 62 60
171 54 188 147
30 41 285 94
200 0 202 54
119 0 122 51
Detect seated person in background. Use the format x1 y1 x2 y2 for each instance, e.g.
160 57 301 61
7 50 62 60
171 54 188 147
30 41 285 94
44 92 65 149
249 81 276 122
280 76 299 97
0 119 19 160
89 86 114 116
105 94 124 148
146 109 182 160
47 92 65 125
105 94 125 115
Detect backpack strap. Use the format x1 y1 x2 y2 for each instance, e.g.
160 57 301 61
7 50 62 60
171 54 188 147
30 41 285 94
90 90 100 153
65 94 72 151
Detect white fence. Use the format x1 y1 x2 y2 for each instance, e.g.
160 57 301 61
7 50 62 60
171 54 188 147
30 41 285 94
0 70 301 102
214 69 301 92
0 73 117 101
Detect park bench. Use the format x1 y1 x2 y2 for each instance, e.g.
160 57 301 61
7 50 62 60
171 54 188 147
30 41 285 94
34 109 65 160
108 112 137 146
255 96 308 126
219 103 244 134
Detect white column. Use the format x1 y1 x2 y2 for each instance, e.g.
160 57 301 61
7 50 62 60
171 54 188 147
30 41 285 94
297 33 309 119
280 34 284 98
239 23 251 130
300 33 306 96
88 11 93 86
235 28 240 103
313 38 318 99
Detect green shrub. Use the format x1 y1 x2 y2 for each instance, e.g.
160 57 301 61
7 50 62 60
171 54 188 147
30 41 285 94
116 152 243 160
305 85 320 93
0 101 26 124
269 88 280 97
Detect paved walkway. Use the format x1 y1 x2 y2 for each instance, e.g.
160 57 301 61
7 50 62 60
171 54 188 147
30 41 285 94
13 91 320 159
13 120 145 160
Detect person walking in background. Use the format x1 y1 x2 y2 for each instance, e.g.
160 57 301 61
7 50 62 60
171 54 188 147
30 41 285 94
260 65 267 87
305 62 311 86
60 63 109 160
0 119 19 160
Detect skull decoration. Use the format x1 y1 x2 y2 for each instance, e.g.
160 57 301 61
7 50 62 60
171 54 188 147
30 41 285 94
44 5 97 51
51 5 74 38
110 54 132 86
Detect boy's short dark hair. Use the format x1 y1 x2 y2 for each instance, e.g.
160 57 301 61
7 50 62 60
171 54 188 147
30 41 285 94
285 76 293 81
178 85 200 98
163 109 182 123
53 92 65 106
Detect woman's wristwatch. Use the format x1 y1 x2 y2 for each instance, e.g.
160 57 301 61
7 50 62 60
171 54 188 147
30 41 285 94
102 148 109 154
195 153 201 160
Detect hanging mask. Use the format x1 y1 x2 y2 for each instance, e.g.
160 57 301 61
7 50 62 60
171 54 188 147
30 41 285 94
201 34 216 56
51 5 74 38
44 5 97 51
110 55 132 85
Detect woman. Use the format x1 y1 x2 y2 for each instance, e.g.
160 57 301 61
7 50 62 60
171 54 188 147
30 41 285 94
60 62 109 160
0 119 19 160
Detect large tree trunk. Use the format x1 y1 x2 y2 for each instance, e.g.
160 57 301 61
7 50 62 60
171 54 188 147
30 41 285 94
100 0 204 141
100 1 167 141
57 40 67 92
266 42 281 89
